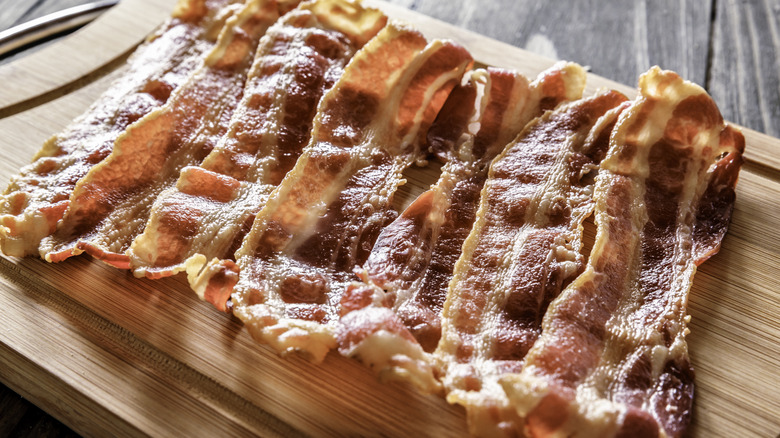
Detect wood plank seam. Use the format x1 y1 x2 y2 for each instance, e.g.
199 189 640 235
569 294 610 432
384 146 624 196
0 0 777 436
703 0 718 91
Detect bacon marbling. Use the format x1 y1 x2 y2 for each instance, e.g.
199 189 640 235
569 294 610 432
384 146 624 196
0 0 241 257
0 0 747 433
434 90 629 435
191 23 472 360
500 67 744 438
338 63 587 392
128 0 386 279
39 0 293 267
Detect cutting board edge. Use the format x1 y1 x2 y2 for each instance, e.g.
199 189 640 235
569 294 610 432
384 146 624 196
0 0 178 114
0 0 777 437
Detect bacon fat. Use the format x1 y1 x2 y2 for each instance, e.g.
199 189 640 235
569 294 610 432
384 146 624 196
0 1 746 435
434 89 628 435
0 0 241 257
500 67 744 438
39 0 291 267
337 63 588 393
128 0 386 279
193 23 473 360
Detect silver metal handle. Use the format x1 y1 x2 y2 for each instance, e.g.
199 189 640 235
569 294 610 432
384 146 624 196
0 0 119 57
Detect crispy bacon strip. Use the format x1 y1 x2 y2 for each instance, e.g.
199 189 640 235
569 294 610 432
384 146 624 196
128 0 387 279
337 63 586 392
500 67 744 438
435 90 629 435
39 0 293 267
0 0 241 257
191 24 472 360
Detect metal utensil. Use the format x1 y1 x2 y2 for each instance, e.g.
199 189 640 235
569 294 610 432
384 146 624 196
0 0 118 57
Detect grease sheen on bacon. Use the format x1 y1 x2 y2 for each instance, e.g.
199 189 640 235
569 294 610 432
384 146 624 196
39 0 293 267
501 67 744 438
337 63 587 392
435 90 628 436
191 23 472 361
128 0 386 280
0 0 747 434
0 0 241 257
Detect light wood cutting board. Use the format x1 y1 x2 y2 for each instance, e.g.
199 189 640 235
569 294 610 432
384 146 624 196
0 0 778 436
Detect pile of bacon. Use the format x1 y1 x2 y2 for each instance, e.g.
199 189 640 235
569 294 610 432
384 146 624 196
0 0 745 436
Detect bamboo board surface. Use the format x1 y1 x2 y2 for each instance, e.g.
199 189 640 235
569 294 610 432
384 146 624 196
0 0 778 436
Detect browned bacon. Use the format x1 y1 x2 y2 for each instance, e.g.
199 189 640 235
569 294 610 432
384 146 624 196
0 0 242 257
190 23 472 360
337 63 586 392
435 89 628 435
500 67 744 438
128 0 386 280
39 0 294 267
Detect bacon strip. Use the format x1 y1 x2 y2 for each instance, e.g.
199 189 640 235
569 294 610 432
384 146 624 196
337 63 586 392
39 0 293 267
500 67 744 438
435 90 628 435
191 24 472 360
0 0 241 257
128 0 386 279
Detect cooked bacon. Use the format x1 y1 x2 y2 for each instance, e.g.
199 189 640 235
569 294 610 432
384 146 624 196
190 24 472 360
39 0 294 267
433 90 629 435
128 0 386 280
0 0 242 257
337 63 586 392
500 67 744 438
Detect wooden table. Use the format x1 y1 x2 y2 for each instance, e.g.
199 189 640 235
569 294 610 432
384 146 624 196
0 0 778 436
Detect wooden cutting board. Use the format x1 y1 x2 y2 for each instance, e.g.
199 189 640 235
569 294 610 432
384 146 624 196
0 0 778 436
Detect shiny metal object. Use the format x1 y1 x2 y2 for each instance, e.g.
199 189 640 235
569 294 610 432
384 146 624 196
0 0 118 56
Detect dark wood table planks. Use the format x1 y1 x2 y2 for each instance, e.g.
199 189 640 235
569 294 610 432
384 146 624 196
2 2 777 133
0 0 778 436
394 0 780 138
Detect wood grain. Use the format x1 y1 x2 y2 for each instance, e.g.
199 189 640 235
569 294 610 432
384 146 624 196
0 0 89 30
383 0 779 138
384 0 713 85
372 0 780 174
708 0 780 138
0 0 778 437
0 0 101 71
0 0 175 114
